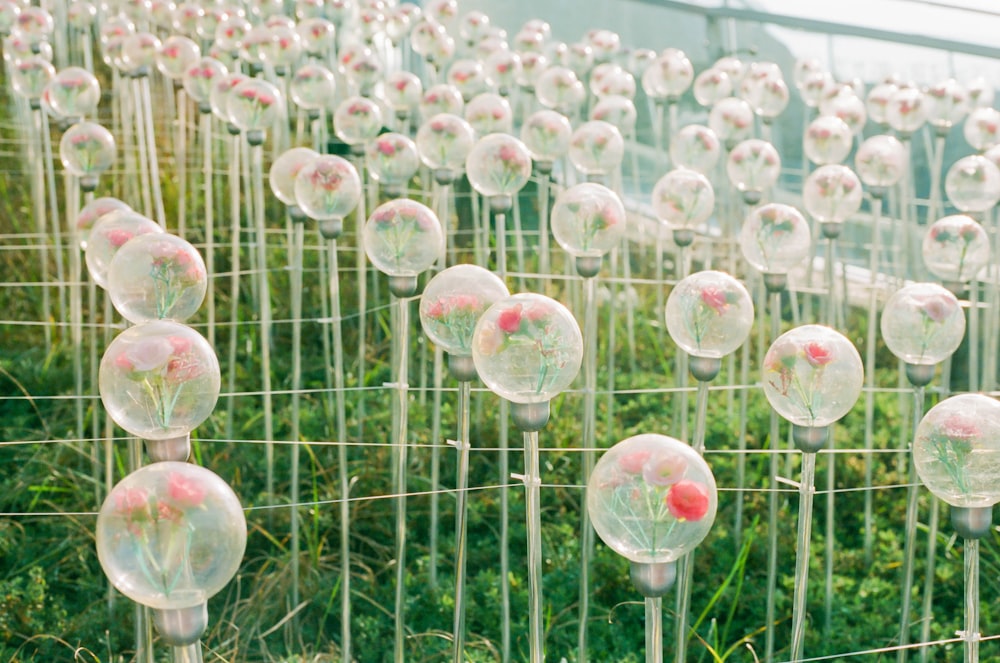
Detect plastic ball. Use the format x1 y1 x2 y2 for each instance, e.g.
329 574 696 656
587 433 718 563
886 86 927 135
99 320 220 440
802 165 863 223
415 113 475 175
666 270 754 358
945 155 1000 213
333 96 383 146
464 92 513 136
107 233 207 324
568 120 624 176
466 133 532 198
59 121 116 180
707 97 754 147
762 324 863 428
520 110 572 163
270 147 319 207
670 125 721 175
923 215 990 283
803 115 852 166
86 211 164 289
419 83 464 121
881 283 965 366
363 199 443 277
96 462 246 610
47 67 100 119
550 183 626 258
420 264 510 357
740 203 811 276
913 394 1000 508
293 155 361 222
384 70 423 114
289 63 336 111
854 135 907 188
726 139 781 199
651 168 715 230
472 293 583 404
76 197 132 250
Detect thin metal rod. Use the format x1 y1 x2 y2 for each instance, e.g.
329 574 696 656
224 134 242 441
171 642 204 663
524 428 544 663
898 384 926 663
201 112 216 349
578 276 598 662
790 451 818 662
452 379 472 663
141 76 166 226
251 143 275 511
863 195 884 564
393 295 410 663
645 597 663 663
964 538 980 663
289 220 304 628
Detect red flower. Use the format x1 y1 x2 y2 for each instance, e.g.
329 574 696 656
105 228 134 247
642 454 686 486
497 305 523 333
491 108 506 120
700 287 727 315
921 295 953 323
377 140 396 156
618 450 651 474
167 472 207 508
666 480 709 521
803 342 834 367
941 415 978 440
167 335 192 355
394 78 408 91
423 299 446 319
114 487 151 520
114 352 135 372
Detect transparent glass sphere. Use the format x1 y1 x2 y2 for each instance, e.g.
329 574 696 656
743 74 789 121
366 132 419 190
0 0 19 35
881 283 964 366
262 24 301 70
568 120 624 176
590 95 637 135
641 48 693 101
588 29 620 62
544 41 568 68
925 78 969 131
76 197 131 250
866 82 898 126
269 146 319 206
819 89 866 135
923 215 990 283
289 63 335 111
341 45 383 93
913 394 1000 508
803 115 852 166
214 15 249 53
419 83 464 121
47 67 100 119
740 203 811 275
666 270 754 359
457 9 489 43
120 32 161 74
16 6 53 44
535 66 585 114
333 96 383 146
195 7 226 44
886 86 927 135
792 58 821 90
297 18 335 55
472 293 583 404
466 133 532 197
209 72 248 124
726 139 781 198
426 0 457 26
590 64 635 100
59 120 116 178
410 17 446 58
446 59 487 102
227 78 282 134
100 320 220 440
420 264 510 357
521 109 572 163
802 164 863 223
294 155 361 222
707 97 754 147
384 6 413 43
651 168 714 230
798 70 833 109
182 57 227 107
96 461 246 610
363 199 443 277
693 67 731 107
108 233 207 324
551 182 626 258
762 324 864 428
512 27 544 54
854 135 906 188
156 35 199 80
11 56 55 101
383 70 422 113
967 76 994 109
172 3 203 36
463 92 512 136
483 49 521 94
985 143 1000 172
944 155 1000 213
237 23 270 65
963 107 1000 151
516 51 548 89
86 211 164 289
587 433 718 564
67 1 96 31
415 113 475 174
670 124 721 175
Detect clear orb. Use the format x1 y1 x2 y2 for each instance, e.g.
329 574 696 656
913 394 1000 508
967 76 995 109
472 293 583 404
550 183 626 258
463 92 512 136
297 18 335 56
803 115 852 166
99 320 220 440
568 120 624 176
466 133 532 197
945 155 1000 213
289 63 335 112
963 107 1000 151
669 125 721 175
515 51 548 90
693 67 731 108
923 215 990 283
802 164 863 223
415 113 475 174
209 72 249 124
881 283 964 366
590 95 637 135
420 264 510 357
819 89 866 135
707 97 754 147
182 57 227 107
96 461 246 610
446 59 487 102
108 233 207 324
156 35 200 80
366 132 420 190
520 110 572 163
11 56 55 101
419 83 464 121
483 49 521 94
854 135 906 188
76 197 131 250
59 121 116 178
886 86 927 135
666 270 753 358
120 32 161 74
333 96 383 146
269 147 319 207
740 203 811 275
866 82 898 126
762 324 864 428
47 67 100 119
363 199 443 277
926 78 969 131
227 78 282 134
651 168 714 230
726 139 781 197
383 70 422 113
293 155 361 222
86 211 164 289
587 433 718 564
590 65 635 100
641 48 692 101
535 66 585 114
